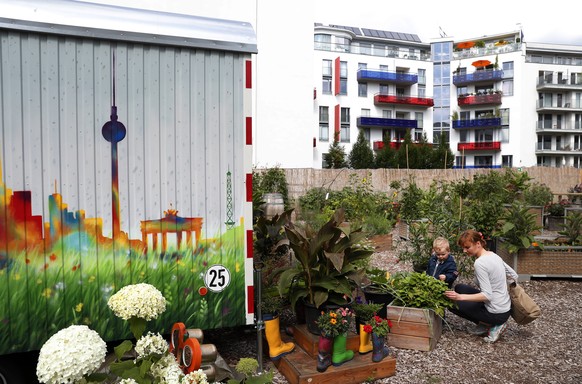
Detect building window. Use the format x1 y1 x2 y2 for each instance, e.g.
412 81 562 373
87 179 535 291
475 156 493 168
319 106 329 141
502 61 514 78
502 80 514 96
415 112 423 129
339 61 348 95
500 108 510 125
322 60 332 94
361 108 370 117
382 110 391 118
315 34 331 50
502 155 513 167
364 128 370 141
455 156 466 168
358 83 367 97
335 37 350 52
418 68 426 85
340 107 350 143
359 42 371 55
379 84 389 95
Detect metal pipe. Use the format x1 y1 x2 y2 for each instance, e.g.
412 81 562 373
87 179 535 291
254 261 265 373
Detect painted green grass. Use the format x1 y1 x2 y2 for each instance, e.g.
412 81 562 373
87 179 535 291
0 225 247 355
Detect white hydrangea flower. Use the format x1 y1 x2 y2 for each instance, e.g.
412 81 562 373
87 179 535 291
182 369 209 384
135 332 169 358
119 379 138 384
36 325 106 384
107 283 167 320
150 353 184 384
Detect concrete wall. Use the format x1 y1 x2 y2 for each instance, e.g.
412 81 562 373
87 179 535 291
280 167 582 204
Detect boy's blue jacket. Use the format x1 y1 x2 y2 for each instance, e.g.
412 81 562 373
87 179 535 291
426 254 458 287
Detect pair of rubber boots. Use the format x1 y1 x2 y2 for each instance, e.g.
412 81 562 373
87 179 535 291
264 316 295 360
316 333 354 372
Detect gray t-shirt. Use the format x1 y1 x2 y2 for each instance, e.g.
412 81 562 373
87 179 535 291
474 252 511 314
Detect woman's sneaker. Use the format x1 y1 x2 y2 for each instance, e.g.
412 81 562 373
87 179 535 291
484 322 508 343
468 323 489 336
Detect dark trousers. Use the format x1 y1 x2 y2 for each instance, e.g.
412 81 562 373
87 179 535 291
448 284 511 326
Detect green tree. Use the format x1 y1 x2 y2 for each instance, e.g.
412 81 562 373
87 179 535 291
431 132 454 169
375 133 397 168
348 129 375 169
323 132 348 169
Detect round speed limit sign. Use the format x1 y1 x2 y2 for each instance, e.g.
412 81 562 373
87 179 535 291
204 265 231 292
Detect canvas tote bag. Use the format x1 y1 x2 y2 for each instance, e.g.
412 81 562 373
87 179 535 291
508 281 541 325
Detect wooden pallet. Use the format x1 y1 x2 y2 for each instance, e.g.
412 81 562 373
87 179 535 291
273 324 396 384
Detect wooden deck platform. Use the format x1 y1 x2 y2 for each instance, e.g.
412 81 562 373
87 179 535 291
273 324 396 384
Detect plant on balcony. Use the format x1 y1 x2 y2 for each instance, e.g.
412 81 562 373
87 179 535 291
475 40 485 48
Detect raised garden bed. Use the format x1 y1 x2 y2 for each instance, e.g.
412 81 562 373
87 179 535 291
497 240 582 279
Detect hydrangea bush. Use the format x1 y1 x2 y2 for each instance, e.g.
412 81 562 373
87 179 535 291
36 283 209 384
36 325 107 384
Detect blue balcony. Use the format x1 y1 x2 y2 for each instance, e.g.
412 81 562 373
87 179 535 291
453 70 504 86
357 69 417 85
357 117 418 129
452 118 501 129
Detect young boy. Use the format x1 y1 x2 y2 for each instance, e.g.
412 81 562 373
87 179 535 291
426 237 458 288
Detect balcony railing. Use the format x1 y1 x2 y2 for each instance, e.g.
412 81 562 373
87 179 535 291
536 77 582 90
357 69 417 85
374 93 434 107
536 100 582 111
452 118 501 129
452 43 521 60
536 121 582 132
453 70 504 86
357 116 418 129
458 93 502 106
458 141 501 151
314 41 431 61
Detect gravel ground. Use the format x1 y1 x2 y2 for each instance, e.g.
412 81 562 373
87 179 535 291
205 232 582 384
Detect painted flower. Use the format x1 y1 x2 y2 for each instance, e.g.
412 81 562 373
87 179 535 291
107 283 167 321
135 331 169 358
36 325 106 384
181 369 209 384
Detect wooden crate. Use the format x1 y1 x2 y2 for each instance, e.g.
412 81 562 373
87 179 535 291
386 305 442 351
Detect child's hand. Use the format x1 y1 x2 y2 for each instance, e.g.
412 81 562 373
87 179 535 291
438 274 446 281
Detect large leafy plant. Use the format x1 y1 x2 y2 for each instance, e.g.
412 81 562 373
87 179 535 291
276 208 373 310
389 272 456 317
493 201 541 255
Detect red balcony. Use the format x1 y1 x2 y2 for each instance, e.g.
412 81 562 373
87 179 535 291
458 93 502 106
374 94 434 107
457 141 501 151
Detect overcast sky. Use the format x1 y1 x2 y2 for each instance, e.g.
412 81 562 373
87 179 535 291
92 0 582 45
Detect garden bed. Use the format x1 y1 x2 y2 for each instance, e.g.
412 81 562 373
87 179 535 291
497 240 582 279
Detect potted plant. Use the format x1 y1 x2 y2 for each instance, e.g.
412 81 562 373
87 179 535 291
275 208 373 334
352 297 384 332
363 315 392 362
315 307 355 371
360 268 395 318
384 271 456 351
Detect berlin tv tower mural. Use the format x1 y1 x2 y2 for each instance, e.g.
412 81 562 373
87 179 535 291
101 53 126 241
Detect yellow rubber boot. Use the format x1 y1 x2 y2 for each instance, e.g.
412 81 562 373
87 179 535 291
359 324 373 354
264 316 295 360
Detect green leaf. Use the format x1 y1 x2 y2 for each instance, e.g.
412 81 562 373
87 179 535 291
114 340 134 360
128 317 147 340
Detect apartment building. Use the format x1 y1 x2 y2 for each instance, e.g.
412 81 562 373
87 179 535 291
313 24 582 169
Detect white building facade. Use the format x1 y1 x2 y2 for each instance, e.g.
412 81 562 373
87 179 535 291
312 25 582 169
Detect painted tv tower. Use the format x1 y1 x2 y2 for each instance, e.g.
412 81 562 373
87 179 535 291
101 52 126 239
